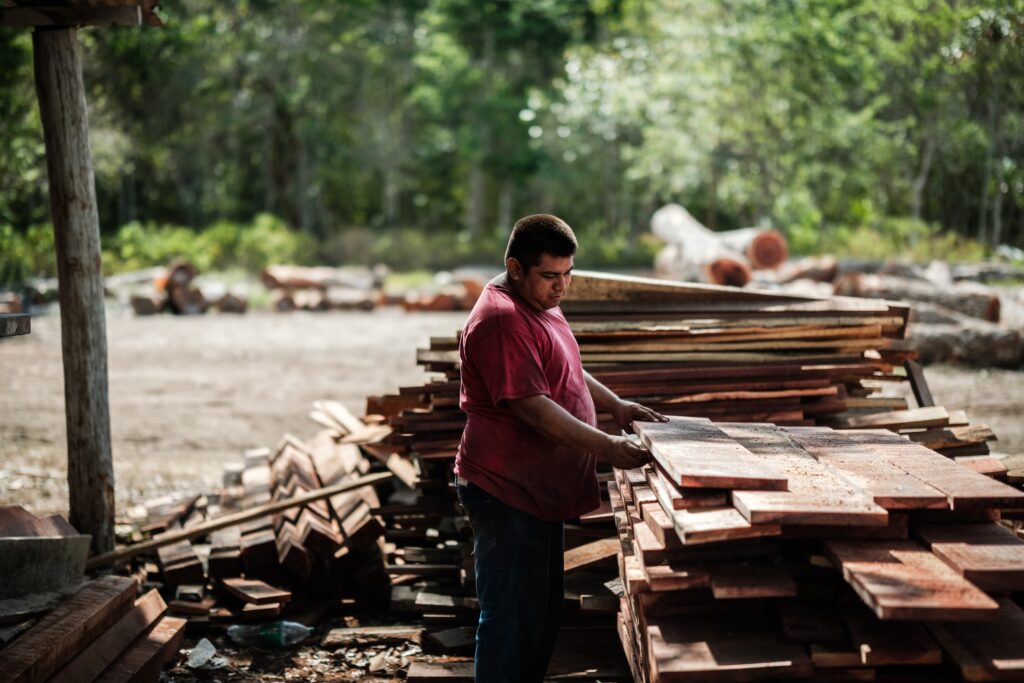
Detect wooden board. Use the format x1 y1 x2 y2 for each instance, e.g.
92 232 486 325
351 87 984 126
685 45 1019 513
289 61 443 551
93 616 187 683
840 604 941 666
635 417 788 490
669 505 782 546
831 406 950 430
220 577 292 605
50 589 167 683
563 537 619 573
913 523 1024 592
720 424 889 526
838 429 1024 510
783 427 949 510
0 575 137 683
646 614 812 681
927 598 1024 682
708 565 797 600
824 540 998 620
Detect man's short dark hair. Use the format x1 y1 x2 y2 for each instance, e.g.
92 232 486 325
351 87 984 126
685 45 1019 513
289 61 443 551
504 214 578 271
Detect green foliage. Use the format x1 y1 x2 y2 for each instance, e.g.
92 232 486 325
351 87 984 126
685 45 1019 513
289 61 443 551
101 214 315 275
0 224 57 288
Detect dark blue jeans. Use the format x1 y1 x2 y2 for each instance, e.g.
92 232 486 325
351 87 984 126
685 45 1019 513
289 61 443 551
456 482 564 683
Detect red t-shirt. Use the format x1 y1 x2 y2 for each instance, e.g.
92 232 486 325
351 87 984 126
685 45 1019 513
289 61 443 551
454 279 600 521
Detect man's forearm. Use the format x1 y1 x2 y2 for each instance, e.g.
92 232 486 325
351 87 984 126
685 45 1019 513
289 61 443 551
507 394 611 455
583 371 621 413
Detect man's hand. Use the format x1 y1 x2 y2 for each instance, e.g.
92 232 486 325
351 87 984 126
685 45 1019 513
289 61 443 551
602 435 654 470
610 399 668 432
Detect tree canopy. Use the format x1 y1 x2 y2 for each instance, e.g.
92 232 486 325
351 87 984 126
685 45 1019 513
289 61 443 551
1 0 1022 277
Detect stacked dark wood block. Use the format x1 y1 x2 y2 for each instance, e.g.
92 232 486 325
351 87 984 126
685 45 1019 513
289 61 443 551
612 416 1024 682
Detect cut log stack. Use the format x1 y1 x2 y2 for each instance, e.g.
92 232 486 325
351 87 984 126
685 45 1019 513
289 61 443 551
117 259 247 316
612 416 1024 682
261 265 377 312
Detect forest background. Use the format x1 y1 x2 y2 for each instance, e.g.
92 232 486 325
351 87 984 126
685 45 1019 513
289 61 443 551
1 0 1023 285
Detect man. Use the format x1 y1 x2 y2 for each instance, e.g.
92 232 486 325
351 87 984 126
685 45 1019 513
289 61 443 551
454 214 667 682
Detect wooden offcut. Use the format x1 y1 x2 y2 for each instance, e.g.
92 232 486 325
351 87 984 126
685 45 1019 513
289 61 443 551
914 523 1024 592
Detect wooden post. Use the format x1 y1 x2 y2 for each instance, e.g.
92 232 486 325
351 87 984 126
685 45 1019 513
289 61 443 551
33 27 115 555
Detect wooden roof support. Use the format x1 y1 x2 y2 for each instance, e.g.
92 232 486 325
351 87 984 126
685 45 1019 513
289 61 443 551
33 26 115 555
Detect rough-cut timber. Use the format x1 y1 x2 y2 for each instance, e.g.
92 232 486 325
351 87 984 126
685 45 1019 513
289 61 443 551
913 523 1024 592
783 426 949 510
722 423 889 527
635 417 788 490
93 616 187 683
0 575 137 683
927 598 1024 682
33 27 115 555
825 540 998 620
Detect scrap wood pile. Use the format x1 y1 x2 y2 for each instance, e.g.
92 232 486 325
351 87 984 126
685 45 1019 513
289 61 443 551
112 258 249 316
0 508 185 682
261 265 379 312
773 255 1024 368
612 416 1024 682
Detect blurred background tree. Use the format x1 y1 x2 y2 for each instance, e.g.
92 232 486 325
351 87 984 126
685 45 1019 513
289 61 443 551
1 0 1022 281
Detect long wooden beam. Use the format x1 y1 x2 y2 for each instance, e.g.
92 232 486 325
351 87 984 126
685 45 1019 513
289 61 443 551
86 471 394 570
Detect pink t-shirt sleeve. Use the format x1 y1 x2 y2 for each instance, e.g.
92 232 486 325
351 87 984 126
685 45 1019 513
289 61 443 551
469 319 550 406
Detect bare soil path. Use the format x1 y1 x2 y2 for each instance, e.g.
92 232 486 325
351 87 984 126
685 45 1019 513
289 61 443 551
2 308 1021 518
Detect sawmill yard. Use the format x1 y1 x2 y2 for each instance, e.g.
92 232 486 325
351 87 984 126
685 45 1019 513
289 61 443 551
2 306 1023 518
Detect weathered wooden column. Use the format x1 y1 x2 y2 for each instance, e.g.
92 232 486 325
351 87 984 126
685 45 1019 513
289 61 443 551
33 27 115 555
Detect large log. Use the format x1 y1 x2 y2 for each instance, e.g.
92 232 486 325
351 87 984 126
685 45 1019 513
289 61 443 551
834 273 1000 323
33 27 114 554
651 204 756 287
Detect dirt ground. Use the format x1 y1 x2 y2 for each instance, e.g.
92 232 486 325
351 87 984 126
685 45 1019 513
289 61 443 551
2 307 1022 518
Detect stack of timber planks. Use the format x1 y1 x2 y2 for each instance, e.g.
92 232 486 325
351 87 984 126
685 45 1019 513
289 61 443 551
0 575 185 683
613 416 1024 682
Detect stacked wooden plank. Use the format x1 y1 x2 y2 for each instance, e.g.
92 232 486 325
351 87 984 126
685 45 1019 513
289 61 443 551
613 416 1024 682
0 576 184 683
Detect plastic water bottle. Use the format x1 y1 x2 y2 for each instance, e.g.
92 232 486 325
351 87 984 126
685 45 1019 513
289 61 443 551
227 621 314 647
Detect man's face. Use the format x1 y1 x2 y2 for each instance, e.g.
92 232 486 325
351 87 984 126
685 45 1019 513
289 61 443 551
507 253 574 311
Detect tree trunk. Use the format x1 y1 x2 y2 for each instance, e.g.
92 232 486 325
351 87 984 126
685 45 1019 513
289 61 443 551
910 132 934 231
991 120 1006 247
977 95 996 243
33 27 115 555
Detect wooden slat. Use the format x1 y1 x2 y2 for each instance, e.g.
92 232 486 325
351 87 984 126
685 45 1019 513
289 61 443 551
93 615 187 683
904 359 935 408
840 604 941 665
783 426 949 510
646 614 812 681
220 577 291 605
668 505 781 546
927 598 1024 682
913 523 1024 592
50 589 167 683
838 429 1024 510
825 540 998 620
831 406 950 430
708 565 796 599
563 537 619 573
0 575 137 683
645 466 727 510
721 424 889 526
635 417 788 490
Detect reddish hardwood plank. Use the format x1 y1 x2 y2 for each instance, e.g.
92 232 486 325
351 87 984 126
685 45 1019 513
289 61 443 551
220 577 291 605
0 575 137 683
928 598 1024 682
93 615 187 683
646 614 812 681
784 426 949 510
709 565 797 600
721 424 889 527
563 537 619 573
825 540 998 620
832 406 950 430
840 604 941 666
51 589 167 683
913 523 1024 592
646 466 727 510
669 505 782 546
839 429 1024 510
635 417 788 490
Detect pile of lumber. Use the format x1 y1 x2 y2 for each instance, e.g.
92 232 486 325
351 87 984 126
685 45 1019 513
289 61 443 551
613 416 1024 682
261 265 377 312
0 575 185 683
770 256 1023 367
113 259 248 316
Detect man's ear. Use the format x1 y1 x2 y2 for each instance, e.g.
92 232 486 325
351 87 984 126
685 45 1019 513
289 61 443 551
506 257 524 281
